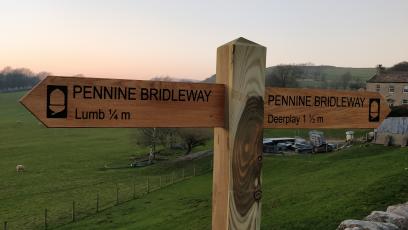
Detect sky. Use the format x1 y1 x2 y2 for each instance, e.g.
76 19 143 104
0 0 407 80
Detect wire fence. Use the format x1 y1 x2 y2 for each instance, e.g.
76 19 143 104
1 161 212 230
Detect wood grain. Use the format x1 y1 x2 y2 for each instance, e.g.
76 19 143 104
212 37 266 230
264 87 391 129
20 76 225 128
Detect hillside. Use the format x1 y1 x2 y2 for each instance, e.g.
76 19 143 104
203 65 376 85
58 145 408 230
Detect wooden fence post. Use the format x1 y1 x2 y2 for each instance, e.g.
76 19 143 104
72 201 76 222
133 180 136 199
146 177 150 193
116 184 119 205
212 37 266 230
96 192 99 213
3 221 7 230
44 208 48 230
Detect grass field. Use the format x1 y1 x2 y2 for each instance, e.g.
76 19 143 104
0 91 211 229
1 91 408 230
58 145 408 230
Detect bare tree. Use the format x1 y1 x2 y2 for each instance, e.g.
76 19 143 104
376 64 386 74
134 128 177 163
177 128 212 154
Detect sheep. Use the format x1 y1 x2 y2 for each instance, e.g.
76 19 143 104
16 165 25 172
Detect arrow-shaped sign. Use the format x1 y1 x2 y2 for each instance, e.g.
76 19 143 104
20 76 225 128
264 87 391 129
20 76 391 128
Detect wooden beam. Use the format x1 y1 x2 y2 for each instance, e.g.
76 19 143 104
212 37 266 230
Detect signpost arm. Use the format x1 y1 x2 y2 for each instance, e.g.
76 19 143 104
212 37 266 230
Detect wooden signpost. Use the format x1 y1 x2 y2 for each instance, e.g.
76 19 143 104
264 87 391 129
20 37 391 230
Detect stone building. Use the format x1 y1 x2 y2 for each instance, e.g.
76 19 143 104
366 71 408 106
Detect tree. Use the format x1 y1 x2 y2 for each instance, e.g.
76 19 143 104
133 128 177 163
339 72 352 89
388 61 408 72
177 128 212 154
266 64 304 87
0 67 46 92
376 64 386 74
349 79 365 90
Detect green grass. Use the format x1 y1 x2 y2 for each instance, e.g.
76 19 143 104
58 145 408 230
1 91 408 230
0 91 210 229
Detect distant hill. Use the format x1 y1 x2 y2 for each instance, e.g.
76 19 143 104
202 65 376 87
150 76 199 83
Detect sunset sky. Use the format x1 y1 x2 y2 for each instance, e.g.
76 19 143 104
1 0 407 80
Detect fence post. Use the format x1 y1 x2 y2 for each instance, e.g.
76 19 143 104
44 208 48 230
182 169 185 180
116 184 119 205
133 180 136 199
3 221 7 230
146 177 150 193
194 166 196 177
72 201 76 222
96 192 99 213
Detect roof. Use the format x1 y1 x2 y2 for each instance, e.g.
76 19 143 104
367 71 408 83
377 117 408 134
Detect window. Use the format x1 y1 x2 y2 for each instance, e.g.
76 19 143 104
376 85 381 92
402 99 408 105
389 85 395 93
403 86 408 93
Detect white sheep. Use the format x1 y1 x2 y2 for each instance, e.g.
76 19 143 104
16 165 25 172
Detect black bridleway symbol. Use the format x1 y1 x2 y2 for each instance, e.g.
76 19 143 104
368 98 380 122
47 85 68 118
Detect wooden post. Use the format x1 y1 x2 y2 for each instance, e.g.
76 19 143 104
96 192 99 213
212 37 266 230
72 201 76 222
3 221 7 230
116 184 119 205
133 180 136 199
146 177 150 193
44 208 48 230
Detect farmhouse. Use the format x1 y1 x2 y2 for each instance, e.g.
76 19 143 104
366 64 408 106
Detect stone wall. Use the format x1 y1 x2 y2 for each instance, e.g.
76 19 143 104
337 202 408 230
